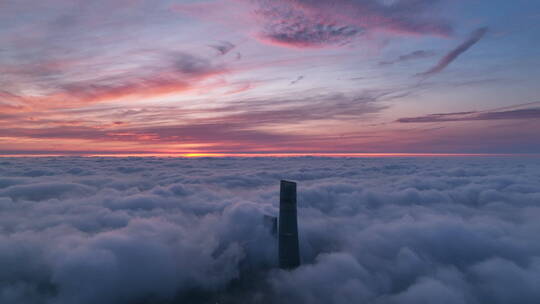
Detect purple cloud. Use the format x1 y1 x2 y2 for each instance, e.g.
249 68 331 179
397 107 540 123
262 22 360 48
254 0 452 48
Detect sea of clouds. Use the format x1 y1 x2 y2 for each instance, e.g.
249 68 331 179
0 157 539 304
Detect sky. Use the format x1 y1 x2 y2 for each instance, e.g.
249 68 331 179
1 0 540 155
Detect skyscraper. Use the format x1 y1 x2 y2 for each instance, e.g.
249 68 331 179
278 180 300 269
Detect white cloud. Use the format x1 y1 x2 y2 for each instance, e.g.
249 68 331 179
0 157 539 303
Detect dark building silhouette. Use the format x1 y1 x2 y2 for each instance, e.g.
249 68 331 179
278 180 300 269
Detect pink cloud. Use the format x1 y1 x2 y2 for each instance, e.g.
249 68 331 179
1 52 230 110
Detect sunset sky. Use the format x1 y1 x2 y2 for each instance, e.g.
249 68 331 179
1 0 539 155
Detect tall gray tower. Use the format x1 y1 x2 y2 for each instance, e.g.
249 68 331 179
279 180 300 269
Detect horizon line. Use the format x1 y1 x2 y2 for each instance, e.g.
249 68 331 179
1 152 540 158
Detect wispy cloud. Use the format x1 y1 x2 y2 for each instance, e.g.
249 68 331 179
1 52 228 109
417 27 488 77
397 107 540 123
0 90 389 152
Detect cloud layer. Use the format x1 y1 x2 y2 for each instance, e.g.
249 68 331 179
1 157 539 303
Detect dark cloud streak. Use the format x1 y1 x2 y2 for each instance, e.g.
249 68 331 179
417 27 488 77
379 50 436 66
290 75 304 85
209 41 236 55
